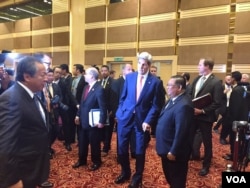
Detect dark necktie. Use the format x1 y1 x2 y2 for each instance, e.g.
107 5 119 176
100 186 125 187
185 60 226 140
165 99 174 110
83 85 90 100
34 94 46 125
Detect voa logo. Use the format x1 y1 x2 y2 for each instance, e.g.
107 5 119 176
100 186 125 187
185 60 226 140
226 176 246 184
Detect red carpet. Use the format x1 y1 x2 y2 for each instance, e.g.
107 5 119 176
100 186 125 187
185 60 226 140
49 131 249 188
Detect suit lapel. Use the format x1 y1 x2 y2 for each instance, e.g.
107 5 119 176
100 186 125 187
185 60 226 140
86 82 98 100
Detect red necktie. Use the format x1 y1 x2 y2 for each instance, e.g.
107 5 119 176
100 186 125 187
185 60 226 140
136 75 144 101
83 85 90 100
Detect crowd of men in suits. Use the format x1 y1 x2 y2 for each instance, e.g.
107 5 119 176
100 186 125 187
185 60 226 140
0 52 250 188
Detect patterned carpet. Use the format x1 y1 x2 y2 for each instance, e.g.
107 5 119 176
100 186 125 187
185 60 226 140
48 130 249 188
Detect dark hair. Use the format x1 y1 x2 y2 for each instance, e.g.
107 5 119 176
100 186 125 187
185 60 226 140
74 64 84 73
171 75 186 89
202 58 214 70
231 71 242 82
92 65 100 72
47 68 54 73
16 56 40 82
101 65 109 71
53 66 61 72
182 72 190 81
60 64 69 72
5 68 15 76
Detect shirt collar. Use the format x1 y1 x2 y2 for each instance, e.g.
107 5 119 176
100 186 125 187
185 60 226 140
17 81 34 99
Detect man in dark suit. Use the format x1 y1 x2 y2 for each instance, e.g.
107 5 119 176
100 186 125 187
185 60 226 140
71 64 87 143
100 65 116 156
0 56 50 188
114 52 163 188
53 66 73 144
213 74 232 145
149 65 166 138
0 68 15 95
71 64 87 104
182 72 191 95
60 64 78 151
222 71 249 161
46 68 65 154
156 75 194 188
73 67 107 171
112 64 134 158
189 58 223 176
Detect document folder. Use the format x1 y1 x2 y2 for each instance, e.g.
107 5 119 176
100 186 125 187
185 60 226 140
192 93 212 109
89 109 109 127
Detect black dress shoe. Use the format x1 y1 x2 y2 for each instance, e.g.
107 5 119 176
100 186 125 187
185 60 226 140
131 153 136 159
65 144 72 151
220 139 229 145
128 179 142 188
114 174 130 184
89 163 100 171
198 167 209 176
222 154 233 161
190 156 201 161
72 161 86 169
38 181 53 188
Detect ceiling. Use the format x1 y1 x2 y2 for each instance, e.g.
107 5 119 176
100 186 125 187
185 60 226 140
0 0 52 23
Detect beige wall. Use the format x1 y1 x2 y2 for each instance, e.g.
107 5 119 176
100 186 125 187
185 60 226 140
1 0 250 76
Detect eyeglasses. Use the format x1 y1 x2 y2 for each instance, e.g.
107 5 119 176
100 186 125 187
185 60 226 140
166 84 177 87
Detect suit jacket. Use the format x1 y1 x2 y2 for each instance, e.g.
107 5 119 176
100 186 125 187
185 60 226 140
156 93 195 161
190 74 223 123
0 83 50 188
229 85 248 123
78 82 107 129
0 80 15 95
100 77 116 114
116 72 162 129
111 76 125 114
74 76 87 104
47 83 63 122
57 78 77 107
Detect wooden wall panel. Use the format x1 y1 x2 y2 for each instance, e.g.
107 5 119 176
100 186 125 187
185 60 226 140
14 36 31 49
53 32 69 46
140 21 176 41
235 12 250 34
32 34 51 48
107 25 136 43
53 12 69 27
85 28 105 44
141 0 177 16
232 43 250 64
139 47 175 56
85 50 105 65
0 38 14 50
108 0 138 20
52 52 69 65
0 22 13 34
85 6 106 23
178 44 228 65
32 15 51 30
180 0 230 10
107 49 136 57
15 19 30 33
180 14 230 37
236 0 250 3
